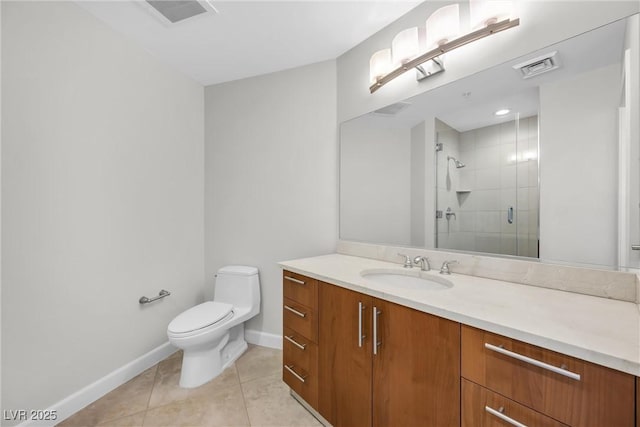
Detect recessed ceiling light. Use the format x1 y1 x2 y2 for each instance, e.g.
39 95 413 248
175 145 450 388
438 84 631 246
495 109 510 116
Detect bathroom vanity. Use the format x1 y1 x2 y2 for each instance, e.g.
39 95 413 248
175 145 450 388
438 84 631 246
280 254 640 427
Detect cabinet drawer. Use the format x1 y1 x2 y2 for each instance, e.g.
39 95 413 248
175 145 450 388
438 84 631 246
283 271 318 309
461 325 635 426
283 343 318 409
283 298 317 342
462 378 568 427
283 326 317 374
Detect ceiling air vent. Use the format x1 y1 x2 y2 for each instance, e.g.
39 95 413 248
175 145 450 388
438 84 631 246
146 0 215 24
513 51 560 79
374 102 411 116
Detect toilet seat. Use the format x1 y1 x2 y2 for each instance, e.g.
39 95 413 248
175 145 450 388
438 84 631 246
168 301 233 335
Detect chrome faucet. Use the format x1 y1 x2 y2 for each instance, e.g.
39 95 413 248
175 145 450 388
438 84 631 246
398 253 413 268
413 256 431 271
440 260 458 275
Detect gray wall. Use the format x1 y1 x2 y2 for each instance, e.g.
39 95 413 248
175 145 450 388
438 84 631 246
539 63 621 267
340 120 411 246
2 0 205 416
204 61 337 337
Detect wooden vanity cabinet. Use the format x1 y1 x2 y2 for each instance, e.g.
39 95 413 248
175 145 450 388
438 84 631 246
283 271 638 427
318 281 460 427
282 271 319 408
461 325 635 426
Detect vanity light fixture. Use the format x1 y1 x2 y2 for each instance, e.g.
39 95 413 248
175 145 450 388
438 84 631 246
369 0 519 94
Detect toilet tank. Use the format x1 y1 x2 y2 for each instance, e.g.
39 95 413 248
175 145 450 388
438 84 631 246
214 265 260 313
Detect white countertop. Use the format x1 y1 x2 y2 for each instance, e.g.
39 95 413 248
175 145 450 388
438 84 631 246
279 253 640 376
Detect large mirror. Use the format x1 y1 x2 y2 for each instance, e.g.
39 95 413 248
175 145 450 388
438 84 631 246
340 14 639 270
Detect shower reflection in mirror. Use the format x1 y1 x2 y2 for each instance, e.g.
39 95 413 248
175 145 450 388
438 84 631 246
435 113 539 258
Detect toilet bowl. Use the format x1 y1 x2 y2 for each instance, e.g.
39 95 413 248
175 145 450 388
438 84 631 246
167 265 260 388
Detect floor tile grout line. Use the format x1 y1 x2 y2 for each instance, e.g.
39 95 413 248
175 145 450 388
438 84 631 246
237 368 253 427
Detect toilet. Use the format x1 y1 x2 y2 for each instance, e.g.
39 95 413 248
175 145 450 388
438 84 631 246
167 265 260 388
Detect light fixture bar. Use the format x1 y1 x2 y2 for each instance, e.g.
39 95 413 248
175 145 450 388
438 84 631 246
369 17 520 93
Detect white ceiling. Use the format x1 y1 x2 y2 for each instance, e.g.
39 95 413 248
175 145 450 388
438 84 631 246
77 0 422 86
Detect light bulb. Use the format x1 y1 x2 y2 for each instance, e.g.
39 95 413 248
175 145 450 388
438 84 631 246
369 49 392 85
470 0 513 30
425 4 460 51
392 27 420 67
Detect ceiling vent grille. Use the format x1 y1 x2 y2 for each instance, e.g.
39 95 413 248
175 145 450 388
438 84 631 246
146 0 212 24
513 51 560 79
374 102 411 116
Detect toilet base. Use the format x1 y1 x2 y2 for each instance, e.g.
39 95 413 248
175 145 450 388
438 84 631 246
178 324 248 388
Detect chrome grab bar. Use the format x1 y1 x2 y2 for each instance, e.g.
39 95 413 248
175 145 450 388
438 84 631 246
485 406 527 427
484 343 581 381
284 305 306 318
284 275 305 285
284 364 307 383
139 289 171 304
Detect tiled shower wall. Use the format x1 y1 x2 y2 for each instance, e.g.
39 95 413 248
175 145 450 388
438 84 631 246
436 116 539 257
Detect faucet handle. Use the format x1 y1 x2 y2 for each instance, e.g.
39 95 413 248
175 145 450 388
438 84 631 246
440 260 458 275
398 253 413 268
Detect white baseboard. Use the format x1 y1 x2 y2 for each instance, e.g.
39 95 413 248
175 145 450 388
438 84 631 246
19 342 177 427
245 329 282 349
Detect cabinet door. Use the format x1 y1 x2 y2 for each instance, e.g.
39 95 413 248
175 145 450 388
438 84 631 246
372 298 460 427
318 283 373 427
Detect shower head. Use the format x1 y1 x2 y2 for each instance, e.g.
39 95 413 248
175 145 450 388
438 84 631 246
447 155 465 168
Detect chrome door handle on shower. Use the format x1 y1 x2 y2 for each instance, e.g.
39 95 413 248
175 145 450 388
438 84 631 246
507 206 514 224
632 245 640 250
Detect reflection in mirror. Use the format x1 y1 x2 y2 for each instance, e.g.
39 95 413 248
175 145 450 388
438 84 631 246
339 14 639 270
434 109 539 259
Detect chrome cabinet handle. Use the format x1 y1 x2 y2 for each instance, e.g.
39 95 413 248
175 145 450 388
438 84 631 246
358 301 366 348
485 406 527 427
507 206 514 224
284 335 306 350
284 305 306 318
372 307 381 355
284 364 307 383
284 275 305 285
632 245 640 250
485 343 581 381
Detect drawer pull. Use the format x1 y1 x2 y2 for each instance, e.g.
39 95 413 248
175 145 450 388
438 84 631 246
284 335 306 350
358 301 366 348
284 364 307 383
484 343 581 381
284 275 306 285
373 306 381 355
485 406 527 427
284 305 307 318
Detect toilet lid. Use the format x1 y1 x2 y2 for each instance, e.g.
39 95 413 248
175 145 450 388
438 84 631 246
168 301 233 334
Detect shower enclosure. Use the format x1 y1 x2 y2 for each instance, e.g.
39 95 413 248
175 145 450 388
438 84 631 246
435 115 539 258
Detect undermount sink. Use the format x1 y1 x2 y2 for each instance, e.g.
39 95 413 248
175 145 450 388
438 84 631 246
360 269 453 291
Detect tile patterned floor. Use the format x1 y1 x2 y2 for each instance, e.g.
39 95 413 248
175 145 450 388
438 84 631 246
57 346 322 427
